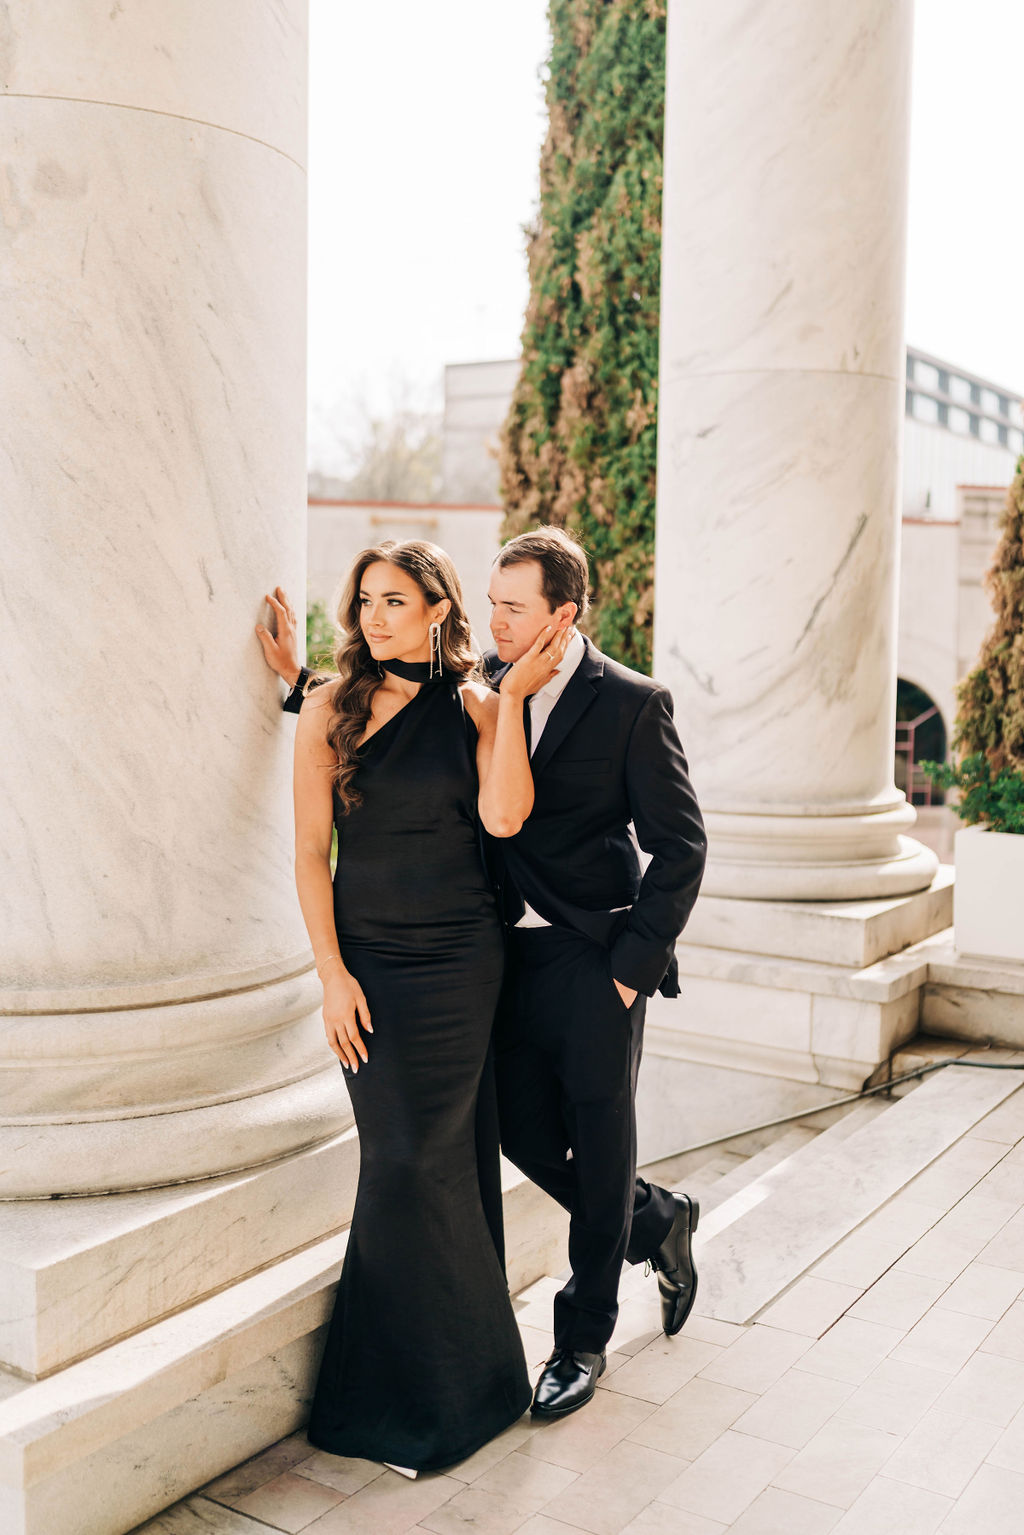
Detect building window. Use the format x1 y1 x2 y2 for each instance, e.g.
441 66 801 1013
916 361 941 392
1010 428 1024 454
979 418 999 445
949 405 971 434
949 376 972 405
912 393 940 424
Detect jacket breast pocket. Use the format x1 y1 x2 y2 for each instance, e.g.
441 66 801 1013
546 757 613 778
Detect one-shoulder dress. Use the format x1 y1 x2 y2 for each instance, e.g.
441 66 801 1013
307 676 531 1470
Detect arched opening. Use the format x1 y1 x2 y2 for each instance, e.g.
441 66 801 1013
895 680 947 804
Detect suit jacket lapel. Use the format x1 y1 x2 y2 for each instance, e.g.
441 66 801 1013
529 637 605 778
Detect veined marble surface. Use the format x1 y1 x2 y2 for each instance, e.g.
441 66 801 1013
655 0 927 898
0 0 306 166
0 7 333 1193
1 101 306 994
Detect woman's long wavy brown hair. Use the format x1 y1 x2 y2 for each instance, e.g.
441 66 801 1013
324 540 478 812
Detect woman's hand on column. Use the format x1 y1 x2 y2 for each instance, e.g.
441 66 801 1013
256 585 302 687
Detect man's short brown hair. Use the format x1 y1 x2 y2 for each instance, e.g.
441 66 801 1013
494 526 590 618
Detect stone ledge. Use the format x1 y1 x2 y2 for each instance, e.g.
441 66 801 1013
0 1129 359 1379
681 867 953 968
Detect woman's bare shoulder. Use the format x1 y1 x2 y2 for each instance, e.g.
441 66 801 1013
300 676 340 713
459 679 498 724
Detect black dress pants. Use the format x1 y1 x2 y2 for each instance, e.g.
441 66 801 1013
494 925 678 1354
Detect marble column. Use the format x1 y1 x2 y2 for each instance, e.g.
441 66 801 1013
654 0 938 900
0 0 349 1195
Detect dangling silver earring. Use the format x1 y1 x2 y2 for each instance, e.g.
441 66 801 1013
428 621 443 680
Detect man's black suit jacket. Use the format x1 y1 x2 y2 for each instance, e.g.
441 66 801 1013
485 637 706 999
284 638 707 998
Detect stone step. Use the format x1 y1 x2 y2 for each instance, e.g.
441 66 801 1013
694 1054 1024 1324
696 1100 889 1246
0 1166 565 1535
678 1126 820 1213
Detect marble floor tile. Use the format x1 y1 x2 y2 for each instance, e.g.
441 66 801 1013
472 1449 579 1513
132 1498 281 1534
828 1477 952 1535
973 1143 1024 1203
935 1261 1024 1321
300 1471 462 1535
512 1518 601 1535
897 1197 1015 1284
602 1335 722 1404
848 1270 949 1331
518 1323 556 1371
727 1486 842 1535
626 1376 756 1461
620 1506 726 1535
229 1470 347 1533
970 1091 1024 1145
445 1417 538 1484
772 1419 902 1509
731 1367 855 1450
202 1434 317 1501
607 1292 666 1356
937 1349 1024 1427
987 1398 1024 1471
937 1461 1024 1535
833 1358 948 1435
890 1307 993 1374
697 1324 812 1394
680 1314 747 1348
978 1298 1024 1361
656 1430 794 1525
296 1453 386 1496
512 1277 563 1333
418 1485 536 1535
541 1439 689 1535
880 1408 1001 1498
797 1318 904 1385
809 1197 942 1289
902 1136 1008 1209
976 1209 1024 1273
757 1277 863 1339
522 1386 654 1471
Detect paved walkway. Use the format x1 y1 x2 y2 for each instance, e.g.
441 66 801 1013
139 1088 1024 1535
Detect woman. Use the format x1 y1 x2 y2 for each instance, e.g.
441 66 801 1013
292 539 568 1472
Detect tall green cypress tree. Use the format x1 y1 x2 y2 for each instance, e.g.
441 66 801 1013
499 0 666 673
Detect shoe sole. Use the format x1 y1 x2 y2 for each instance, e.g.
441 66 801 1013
530 1357 607 1419
662 1195 700 1337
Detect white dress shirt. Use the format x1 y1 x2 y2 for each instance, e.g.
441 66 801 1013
516 630 586 928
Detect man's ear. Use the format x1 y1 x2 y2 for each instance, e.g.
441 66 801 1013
553 601 577 629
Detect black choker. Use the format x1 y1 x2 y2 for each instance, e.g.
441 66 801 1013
379 658 439 683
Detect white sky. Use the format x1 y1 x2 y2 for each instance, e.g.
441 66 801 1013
308 0 1024 472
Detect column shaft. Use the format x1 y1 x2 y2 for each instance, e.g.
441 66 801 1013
654 0 937 899
0 0 349 1194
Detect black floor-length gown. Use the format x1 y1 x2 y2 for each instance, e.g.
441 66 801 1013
307 676 531 1471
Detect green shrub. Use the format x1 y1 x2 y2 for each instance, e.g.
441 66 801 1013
499 0 666 673
306 597 337 672
925 456 1024 832
921 754 1024 836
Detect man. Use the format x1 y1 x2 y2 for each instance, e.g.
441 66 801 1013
257 528 706 1422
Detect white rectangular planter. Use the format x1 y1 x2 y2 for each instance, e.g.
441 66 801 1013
954 824 1024 965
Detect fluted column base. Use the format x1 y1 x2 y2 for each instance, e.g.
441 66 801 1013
0 965 351 1198
702 804 940 900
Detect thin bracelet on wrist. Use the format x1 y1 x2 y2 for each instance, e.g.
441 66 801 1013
317 954 344 979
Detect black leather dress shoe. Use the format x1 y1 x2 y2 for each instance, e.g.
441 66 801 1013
651 1192 700 1336
531 1349 606 1419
